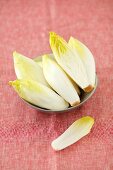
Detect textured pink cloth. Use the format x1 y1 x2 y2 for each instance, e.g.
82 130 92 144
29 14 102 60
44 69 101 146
0 0 113 169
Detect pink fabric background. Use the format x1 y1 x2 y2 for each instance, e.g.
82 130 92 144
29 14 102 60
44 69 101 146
0 0 113 169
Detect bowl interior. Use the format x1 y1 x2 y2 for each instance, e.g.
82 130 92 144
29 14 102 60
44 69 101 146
22 54 98 113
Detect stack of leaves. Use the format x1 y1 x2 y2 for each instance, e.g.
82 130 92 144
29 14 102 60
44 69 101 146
9 32 96 110
9 32 95 150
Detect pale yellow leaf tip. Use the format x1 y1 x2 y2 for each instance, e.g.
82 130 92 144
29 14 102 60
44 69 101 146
49 32 67 55
8 80 21 95
13 51 23 58
13 51 17 57
69 36 79 44
49 31 57 37
8 81 13 86
42 54 48 59
8 80 20 89
49 32 57 47
69 36 73 41
69 37 85 56
82 116 94 125
42 54 49 63
13 51 21 60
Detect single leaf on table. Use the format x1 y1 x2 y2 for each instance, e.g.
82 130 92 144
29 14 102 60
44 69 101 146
51 116 94 151
43 54 80 106
49 32 92 92
13 51 50 88
68 37 96 88
9 79 69 110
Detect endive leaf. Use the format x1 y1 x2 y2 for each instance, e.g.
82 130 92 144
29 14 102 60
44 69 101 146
67 76 81 96
9 79 69 110
34 53 80 95
34 53 54 62
51 116 94 151
13 51 50 87
43 54 80 106
37 61 43 68
33 55 42 62
49 32 92 92
68 37 96 88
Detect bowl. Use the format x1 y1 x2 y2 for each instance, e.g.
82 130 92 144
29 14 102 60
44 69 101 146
22 54 98 113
